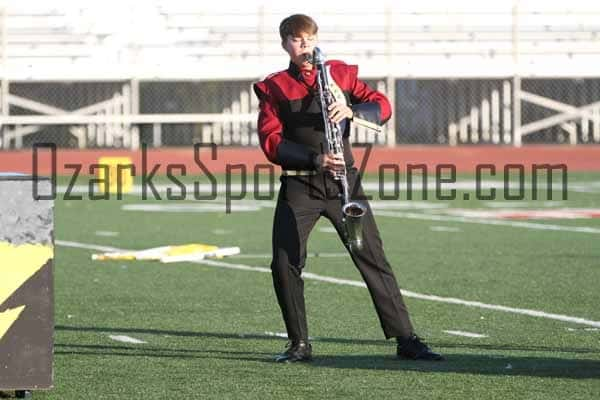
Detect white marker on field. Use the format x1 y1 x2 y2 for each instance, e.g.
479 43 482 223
264 331 288 338
212 229 232 235
443 330 488 338
95 231 120 237
430 226 461 232
108 335 147 344
264 331 315 340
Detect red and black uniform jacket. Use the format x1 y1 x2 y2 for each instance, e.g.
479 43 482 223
253 60 391 170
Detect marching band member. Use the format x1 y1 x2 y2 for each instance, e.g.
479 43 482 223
253 14 443 363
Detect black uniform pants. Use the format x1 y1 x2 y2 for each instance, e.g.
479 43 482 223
270 168 414 342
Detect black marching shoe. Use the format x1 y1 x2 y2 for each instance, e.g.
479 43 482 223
275 340 313 363
397 334 444 361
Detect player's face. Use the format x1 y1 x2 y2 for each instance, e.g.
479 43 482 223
282 32 317 68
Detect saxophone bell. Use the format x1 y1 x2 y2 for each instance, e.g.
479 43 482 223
342 201 367 252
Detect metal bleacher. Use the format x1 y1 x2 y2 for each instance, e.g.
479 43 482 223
1 1 600 80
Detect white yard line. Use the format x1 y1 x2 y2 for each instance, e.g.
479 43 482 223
55 240 600 329
108 335 147 344
374 210 600 234
57 240 123 253
121 203 261 212
231 252 348 259
443 330 488 338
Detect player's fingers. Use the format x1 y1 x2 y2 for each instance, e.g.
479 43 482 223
328 107 341 120
327 102 344 111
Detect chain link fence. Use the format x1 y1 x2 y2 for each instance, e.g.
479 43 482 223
397 79 515 145
3 77 600 149
521 79 600 145
139 80 257 147
0 78 395 149
394 78 600 145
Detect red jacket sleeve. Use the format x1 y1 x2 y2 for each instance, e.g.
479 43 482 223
253 81 283 164
346 65 392 125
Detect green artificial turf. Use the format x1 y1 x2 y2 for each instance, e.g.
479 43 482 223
24 171 600 399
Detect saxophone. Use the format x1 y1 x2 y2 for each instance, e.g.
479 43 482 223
309 47 366 252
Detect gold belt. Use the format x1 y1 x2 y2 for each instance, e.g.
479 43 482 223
281 170 318 176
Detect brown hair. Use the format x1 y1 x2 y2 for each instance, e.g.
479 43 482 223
279 14 318 41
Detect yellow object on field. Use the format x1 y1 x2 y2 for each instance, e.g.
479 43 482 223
97 156 134 194
91 243 240 263
165 244 219 256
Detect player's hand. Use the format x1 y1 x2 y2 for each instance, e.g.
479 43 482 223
328 102 353 124
315 152 346 176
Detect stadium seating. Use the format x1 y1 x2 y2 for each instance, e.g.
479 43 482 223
2 1 600 80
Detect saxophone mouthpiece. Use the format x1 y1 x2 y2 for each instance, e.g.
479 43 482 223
302 53 314 64
313 47 325 65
